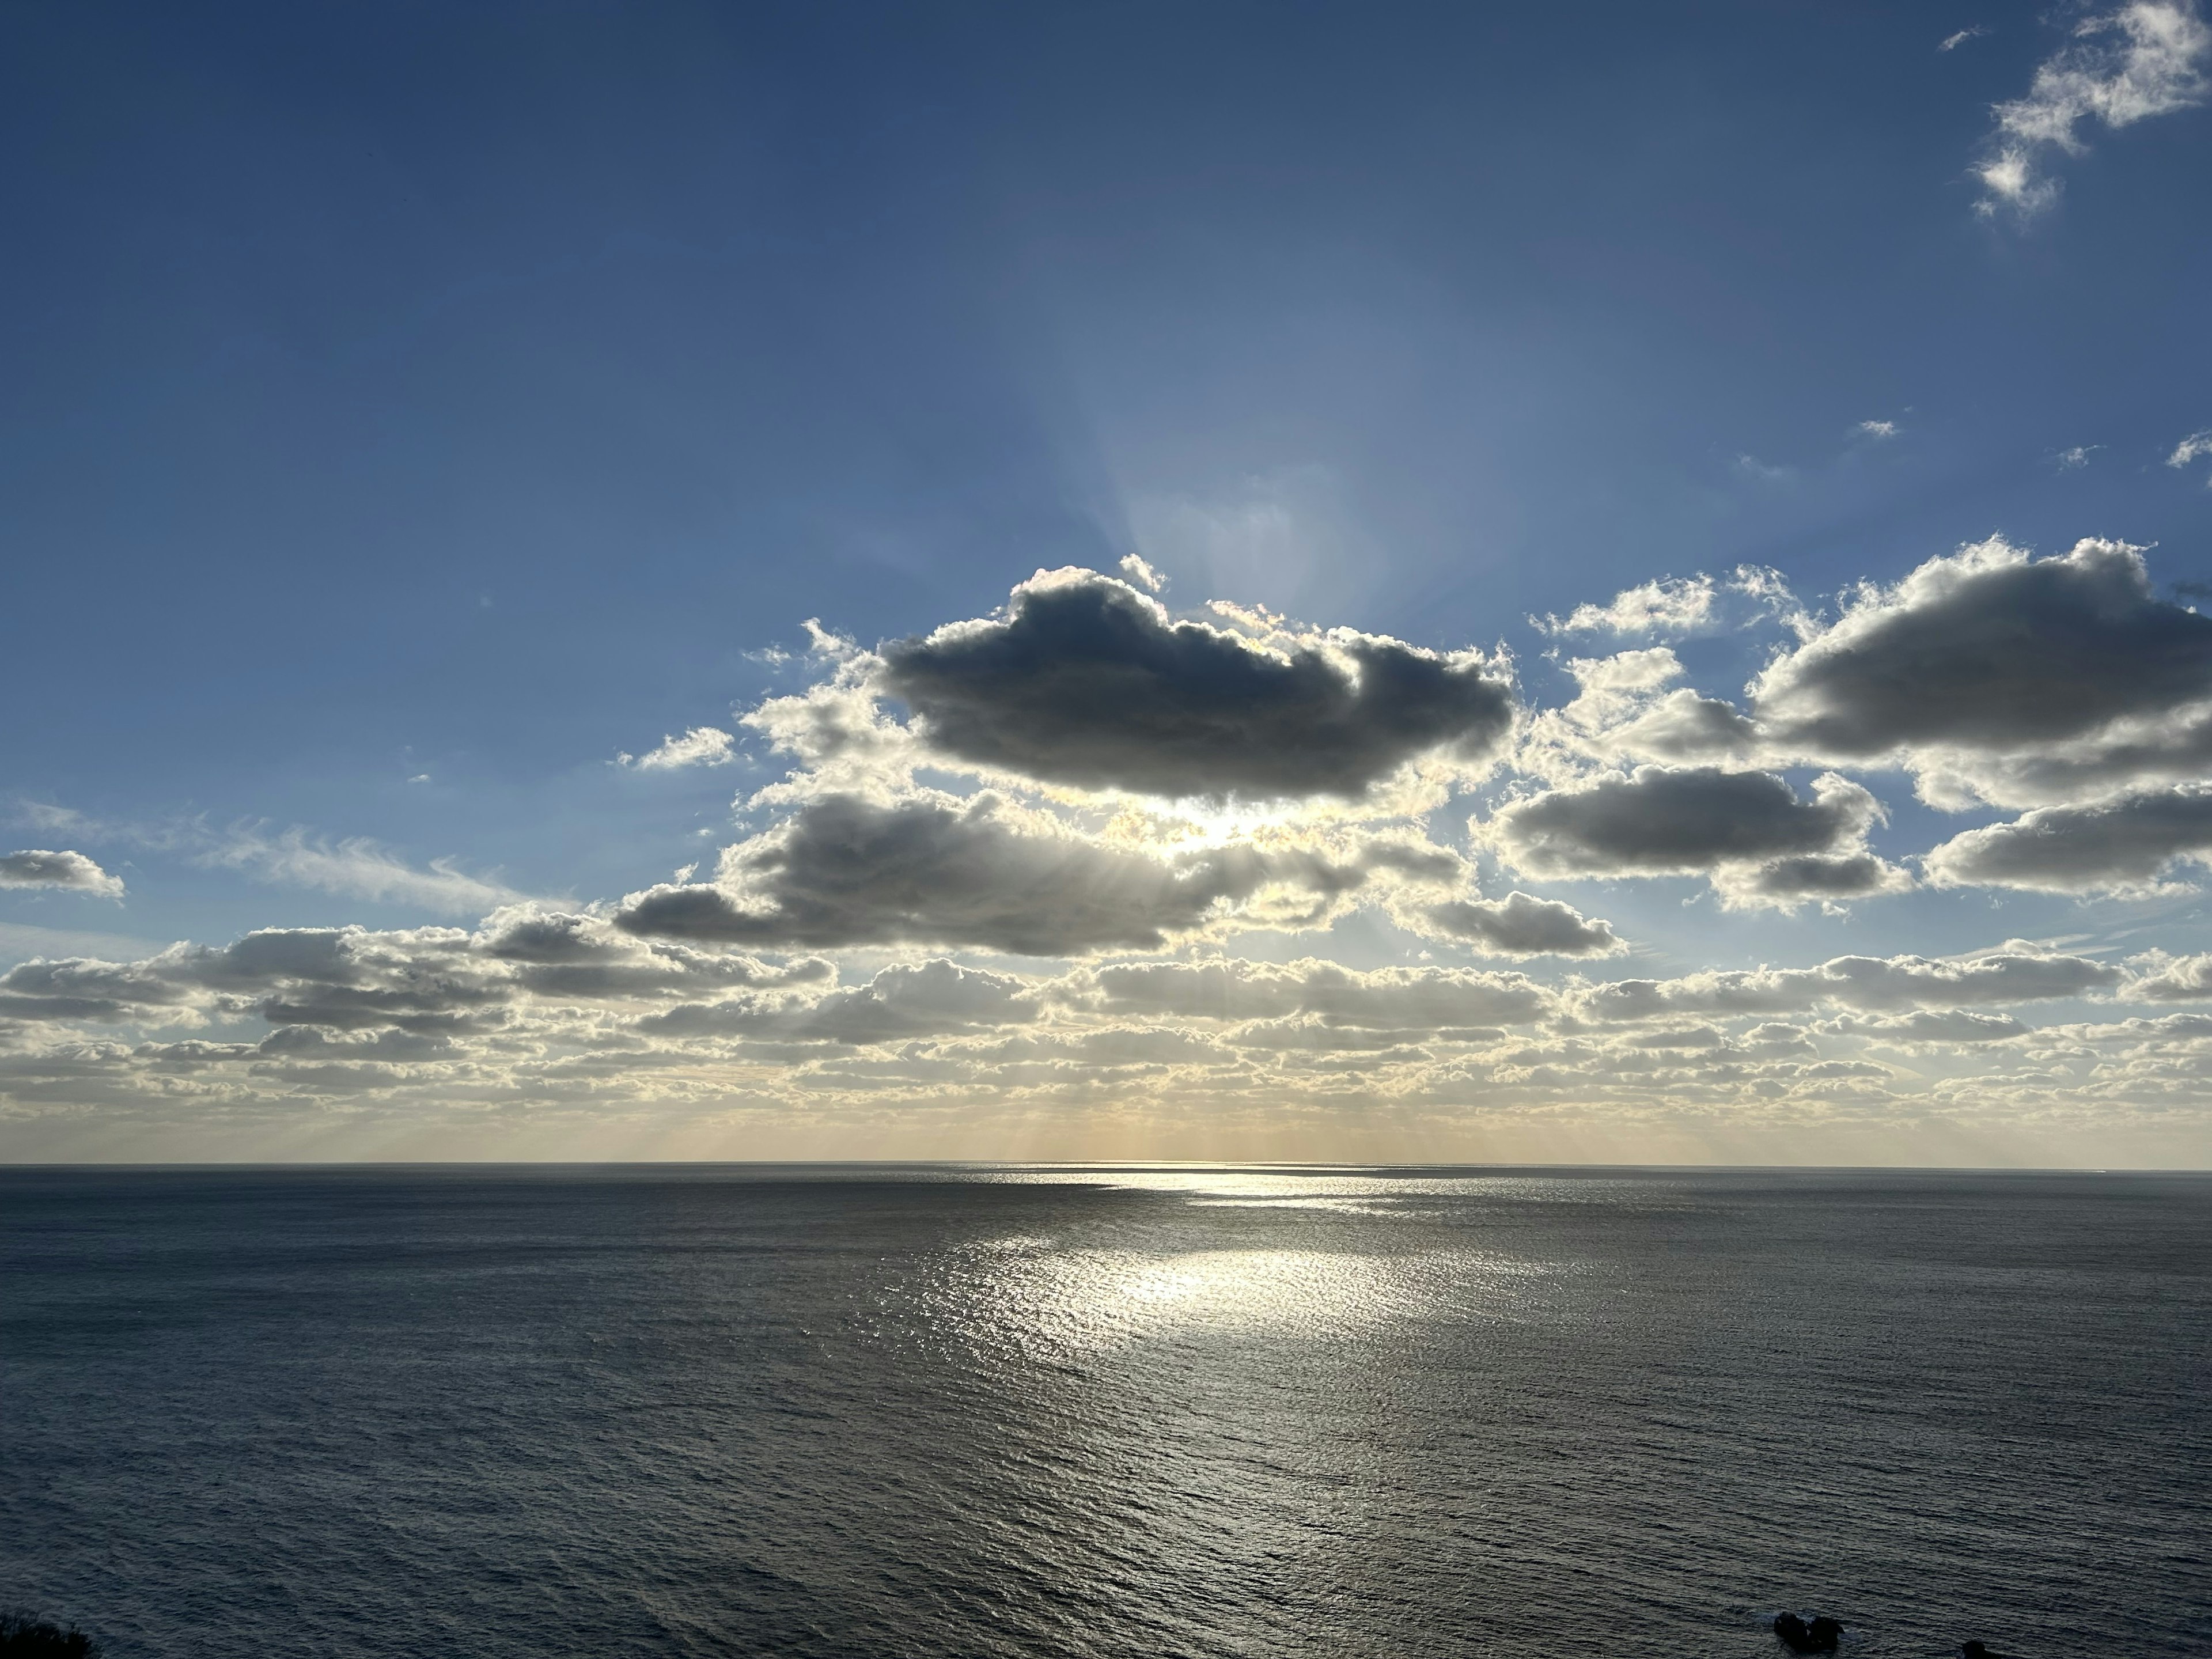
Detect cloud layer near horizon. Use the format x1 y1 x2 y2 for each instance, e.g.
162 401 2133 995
10 541 2212 1161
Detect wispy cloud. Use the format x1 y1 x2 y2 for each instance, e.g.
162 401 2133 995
200 825 523 915
1975 2 2211 218
2169 427 2212 483
618 726 738 771
2052 444 2102 469
1940 25 1989 53
1855 418 1902 440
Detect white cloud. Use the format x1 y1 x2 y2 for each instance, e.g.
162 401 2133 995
1940 26 1989 52
2169 428 2212 483
0 850 123 897
2052 444 2101 469
1856 419 1901 439
618 726 738 771
1975 2 2211 218
1116 552 1167 592
1536 567 1802 639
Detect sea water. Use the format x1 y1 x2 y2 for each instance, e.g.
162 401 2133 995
2 1166 2205 1656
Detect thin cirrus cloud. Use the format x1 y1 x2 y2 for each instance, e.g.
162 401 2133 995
1974 1 2210 218
2171 428 2212 483
0 849 123 897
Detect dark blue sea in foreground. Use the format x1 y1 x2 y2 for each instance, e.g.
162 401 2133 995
3 1166 2206 1657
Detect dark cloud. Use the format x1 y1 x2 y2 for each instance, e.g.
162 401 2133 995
877 569 1515 800
1723 853 1912 904
1754 539 2212 760
1924 785 2212 893
0 849 122 895
1493 767 1880 876
614 791 1384 956
1419 892 1623 957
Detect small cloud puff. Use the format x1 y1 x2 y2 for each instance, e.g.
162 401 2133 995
1940 26 1989 52
619 726 738 771
1855 419 1902 439
0 850 124 897
2169 428 2212 483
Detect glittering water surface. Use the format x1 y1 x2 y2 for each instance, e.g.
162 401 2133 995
3 1167 2206 1657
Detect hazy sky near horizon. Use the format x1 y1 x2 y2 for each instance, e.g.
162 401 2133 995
6 1 2212 1163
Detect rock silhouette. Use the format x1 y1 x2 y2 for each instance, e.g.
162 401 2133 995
1772 1612 1844 1653
1960 1645 2018 1659
0 1613 98 1658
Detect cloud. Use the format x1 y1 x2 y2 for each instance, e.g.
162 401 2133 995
1923 783 2212 893
613 790 1403 956
1832 1009 2029 1044
1855 419 1901 439
876 567 1515 801
1539 575 1718 637
1534 566 1804 642
618 727 737 771
0 850 123 897
1116 553 1167 593
2124 950 2212 999
2170 428 2212 483
2052 444 2101 469
644 960 1038 1046
1751 536 2212 806
1488 767 1906 907
1083 956 1554 1031
1580 948 2123 1021
1975 2 2211 217
1418 892 1624 958
1940 26 1989 52
203 825 524 916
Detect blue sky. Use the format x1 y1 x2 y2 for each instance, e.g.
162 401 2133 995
5 2 2212 1162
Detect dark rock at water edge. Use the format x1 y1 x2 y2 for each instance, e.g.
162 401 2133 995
1773 1611 1844 1653
0 1613 98 1658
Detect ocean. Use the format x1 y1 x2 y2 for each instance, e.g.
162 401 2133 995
2 1166 2205 1657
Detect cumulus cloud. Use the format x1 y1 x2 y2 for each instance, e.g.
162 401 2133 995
2124 950 2212 1000
1488 766 1907 908
1975 2 2211 217
1082 956 1554 1031
876 567 1515 801
1418 892 1624 957
644 960 1037 1046
0 850 123 897
618 726 737 770
1578 948 2122 1022
1752 536 2212 807
613 790 1412 956
1924 783 2212 893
